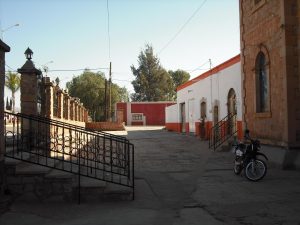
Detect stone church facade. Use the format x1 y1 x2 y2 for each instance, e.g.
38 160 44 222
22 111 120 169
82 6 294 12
240 0 300 150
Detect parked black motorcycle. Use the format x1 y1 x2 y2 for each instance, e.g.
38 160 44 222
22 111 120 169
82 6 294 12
232 129 268 181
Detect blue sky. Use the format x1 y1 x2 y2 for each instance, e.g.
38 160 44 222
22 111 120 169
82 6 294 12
1 0 240 106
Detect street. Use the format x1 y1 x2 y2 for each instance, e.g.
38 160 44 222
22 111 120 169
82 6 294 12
1 127 300 225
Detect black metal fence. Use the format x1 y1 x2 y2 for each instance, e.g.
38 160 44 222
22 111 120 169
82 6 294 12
4 112 134 201
208 113 237 150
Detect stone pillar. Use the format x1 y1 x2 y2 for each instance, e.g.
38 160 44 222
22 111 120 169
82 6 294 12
85 109 89 122
64 91 70 120
18 48 42 116
80 104 83 122
70 98 75 121
83 109 86 122
57 89 63 119
43 77 54 118
0 40 10 196
74 100 78 121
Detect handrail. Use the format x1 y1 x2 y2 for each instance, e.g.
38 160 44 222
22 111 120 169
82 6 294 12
208 112 237 150
8 112 127 141
4 112 134 202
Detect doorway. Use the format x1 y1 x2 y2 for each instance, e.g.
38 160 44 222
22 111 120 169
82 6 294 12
200 101 207 139
227 88 237 134
180 103 186 133
188 99 195 133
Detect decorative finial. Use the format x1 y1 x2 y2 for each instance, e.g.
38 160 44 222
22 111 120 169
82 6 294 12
24 47 33 60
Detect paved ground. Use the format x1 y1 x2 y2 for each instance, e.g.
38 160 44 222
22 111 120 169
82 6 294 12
1 126 300 225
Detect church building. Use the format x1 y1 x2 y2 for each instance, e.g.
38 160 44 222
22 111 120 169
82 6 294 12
240 0 300 167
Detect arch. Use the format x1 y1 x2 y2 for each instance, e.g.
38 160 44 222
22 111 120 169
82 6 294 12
227 88 237 134
227 88 237 115
255 48 270 113
200 101 207 119
200 100 207 139
213 105 219 125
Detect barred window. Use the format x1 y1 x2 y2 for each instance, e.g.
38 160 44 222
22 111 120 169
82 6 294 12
255 51 269 113
132 114 143 121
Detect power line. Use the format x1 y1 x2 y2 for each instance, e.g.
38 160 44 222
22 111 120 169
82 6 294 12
158 0 207 55
48 67 109 72
106 0 111 61
187 60 210 73
112 78 132 83
5 64 17 72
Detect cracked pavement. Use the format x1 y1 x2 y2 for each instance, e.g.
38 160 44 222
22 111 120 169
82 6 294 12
1 126 300 225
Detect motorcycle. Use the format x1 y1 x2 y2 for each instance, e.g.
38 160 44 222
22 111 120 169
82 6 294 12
232 129 268 181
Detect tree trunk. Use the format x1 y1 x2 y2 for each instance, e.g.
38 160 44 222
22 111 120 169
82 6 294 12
12 91 15 113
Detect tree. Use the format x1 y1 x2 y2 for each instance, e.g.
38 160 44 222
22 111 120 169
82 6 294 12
168 69 190 100
131 44 173 101
66 70 129 121
5 71 20 113
5 97 11 111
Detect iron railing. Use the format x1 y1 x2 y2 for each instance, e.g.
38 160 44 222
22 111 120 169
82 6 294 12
208 112 237 150
4 112 134 202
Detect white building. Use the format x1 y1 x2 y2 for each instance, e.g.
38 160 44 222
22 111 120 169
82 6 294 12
166 54 243 140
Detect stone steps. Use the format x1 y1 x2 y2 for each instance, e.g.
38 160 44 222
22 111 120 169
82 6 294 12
4 156 133 203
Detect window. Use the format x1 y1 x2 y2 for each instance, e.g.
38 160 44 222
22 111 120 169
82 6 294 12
132 114 143 121
200 102 206 119
255 51 269 113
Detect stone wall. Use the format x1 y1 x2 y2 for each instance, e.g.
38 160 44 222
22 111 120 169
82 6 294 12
0 40 10 205
86 122 125 131
42 77 88 124
240 0 300 148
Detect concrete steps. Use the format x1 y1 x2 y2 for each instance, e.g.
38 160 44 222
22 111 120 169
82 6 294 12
4 157 133 203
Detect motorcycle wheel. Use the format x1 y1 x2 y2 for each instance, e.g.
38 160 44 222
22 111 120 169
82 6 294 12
245 159 267 181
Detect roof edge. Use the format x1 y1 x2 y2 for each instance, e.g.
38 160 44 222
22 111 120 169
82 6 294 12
177 54 241 91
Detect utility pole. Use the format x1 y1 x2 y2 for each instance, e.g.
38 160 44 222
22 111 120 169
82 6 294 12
108 62 112 121
209 59 213 119
104 79 108 121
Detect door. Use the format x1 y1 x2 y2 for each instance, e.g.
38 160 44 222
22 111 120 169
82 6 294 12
180 103 186 132
188 99 195 133
200 101 207 139
227 88 237 134
213 105 220 139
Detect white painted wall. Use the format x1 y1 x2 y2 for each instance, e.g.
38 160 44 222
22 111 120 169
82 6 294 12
165 104 178 123
173 60 241 124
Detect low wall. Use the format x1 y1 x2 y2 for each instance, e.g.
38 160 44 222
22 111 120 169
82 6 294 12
86 122 125 131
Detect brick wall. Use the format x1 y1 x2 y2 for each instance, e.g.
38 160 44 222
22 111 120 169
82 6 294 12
240 0 300 147
0 40 10 194
42 77 88 123
86 122 125 131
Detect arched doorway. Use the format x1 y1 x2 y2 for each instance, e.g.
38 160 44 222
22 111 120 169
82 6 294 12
227 88 237 134
200 101 207 139
180 103 186 133
213 105 219 125
213 105 219 140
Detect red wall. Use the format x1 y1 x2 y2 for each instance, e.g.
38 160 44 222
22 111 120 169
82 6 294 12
131 103 175 125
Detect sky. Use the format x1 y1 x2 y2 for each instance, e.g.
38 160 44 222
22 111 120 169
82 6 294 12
0 0 240 107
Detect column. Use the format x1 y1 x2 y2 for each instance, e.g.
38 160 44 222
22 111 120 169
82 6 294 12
0 40 10 195
43 77 54 118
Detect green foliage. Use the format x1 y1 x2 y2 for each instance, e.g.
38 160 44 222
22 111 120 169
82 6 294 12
66 70 129 121
5 71 20 112
168 69 190 100
131 44 173 101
